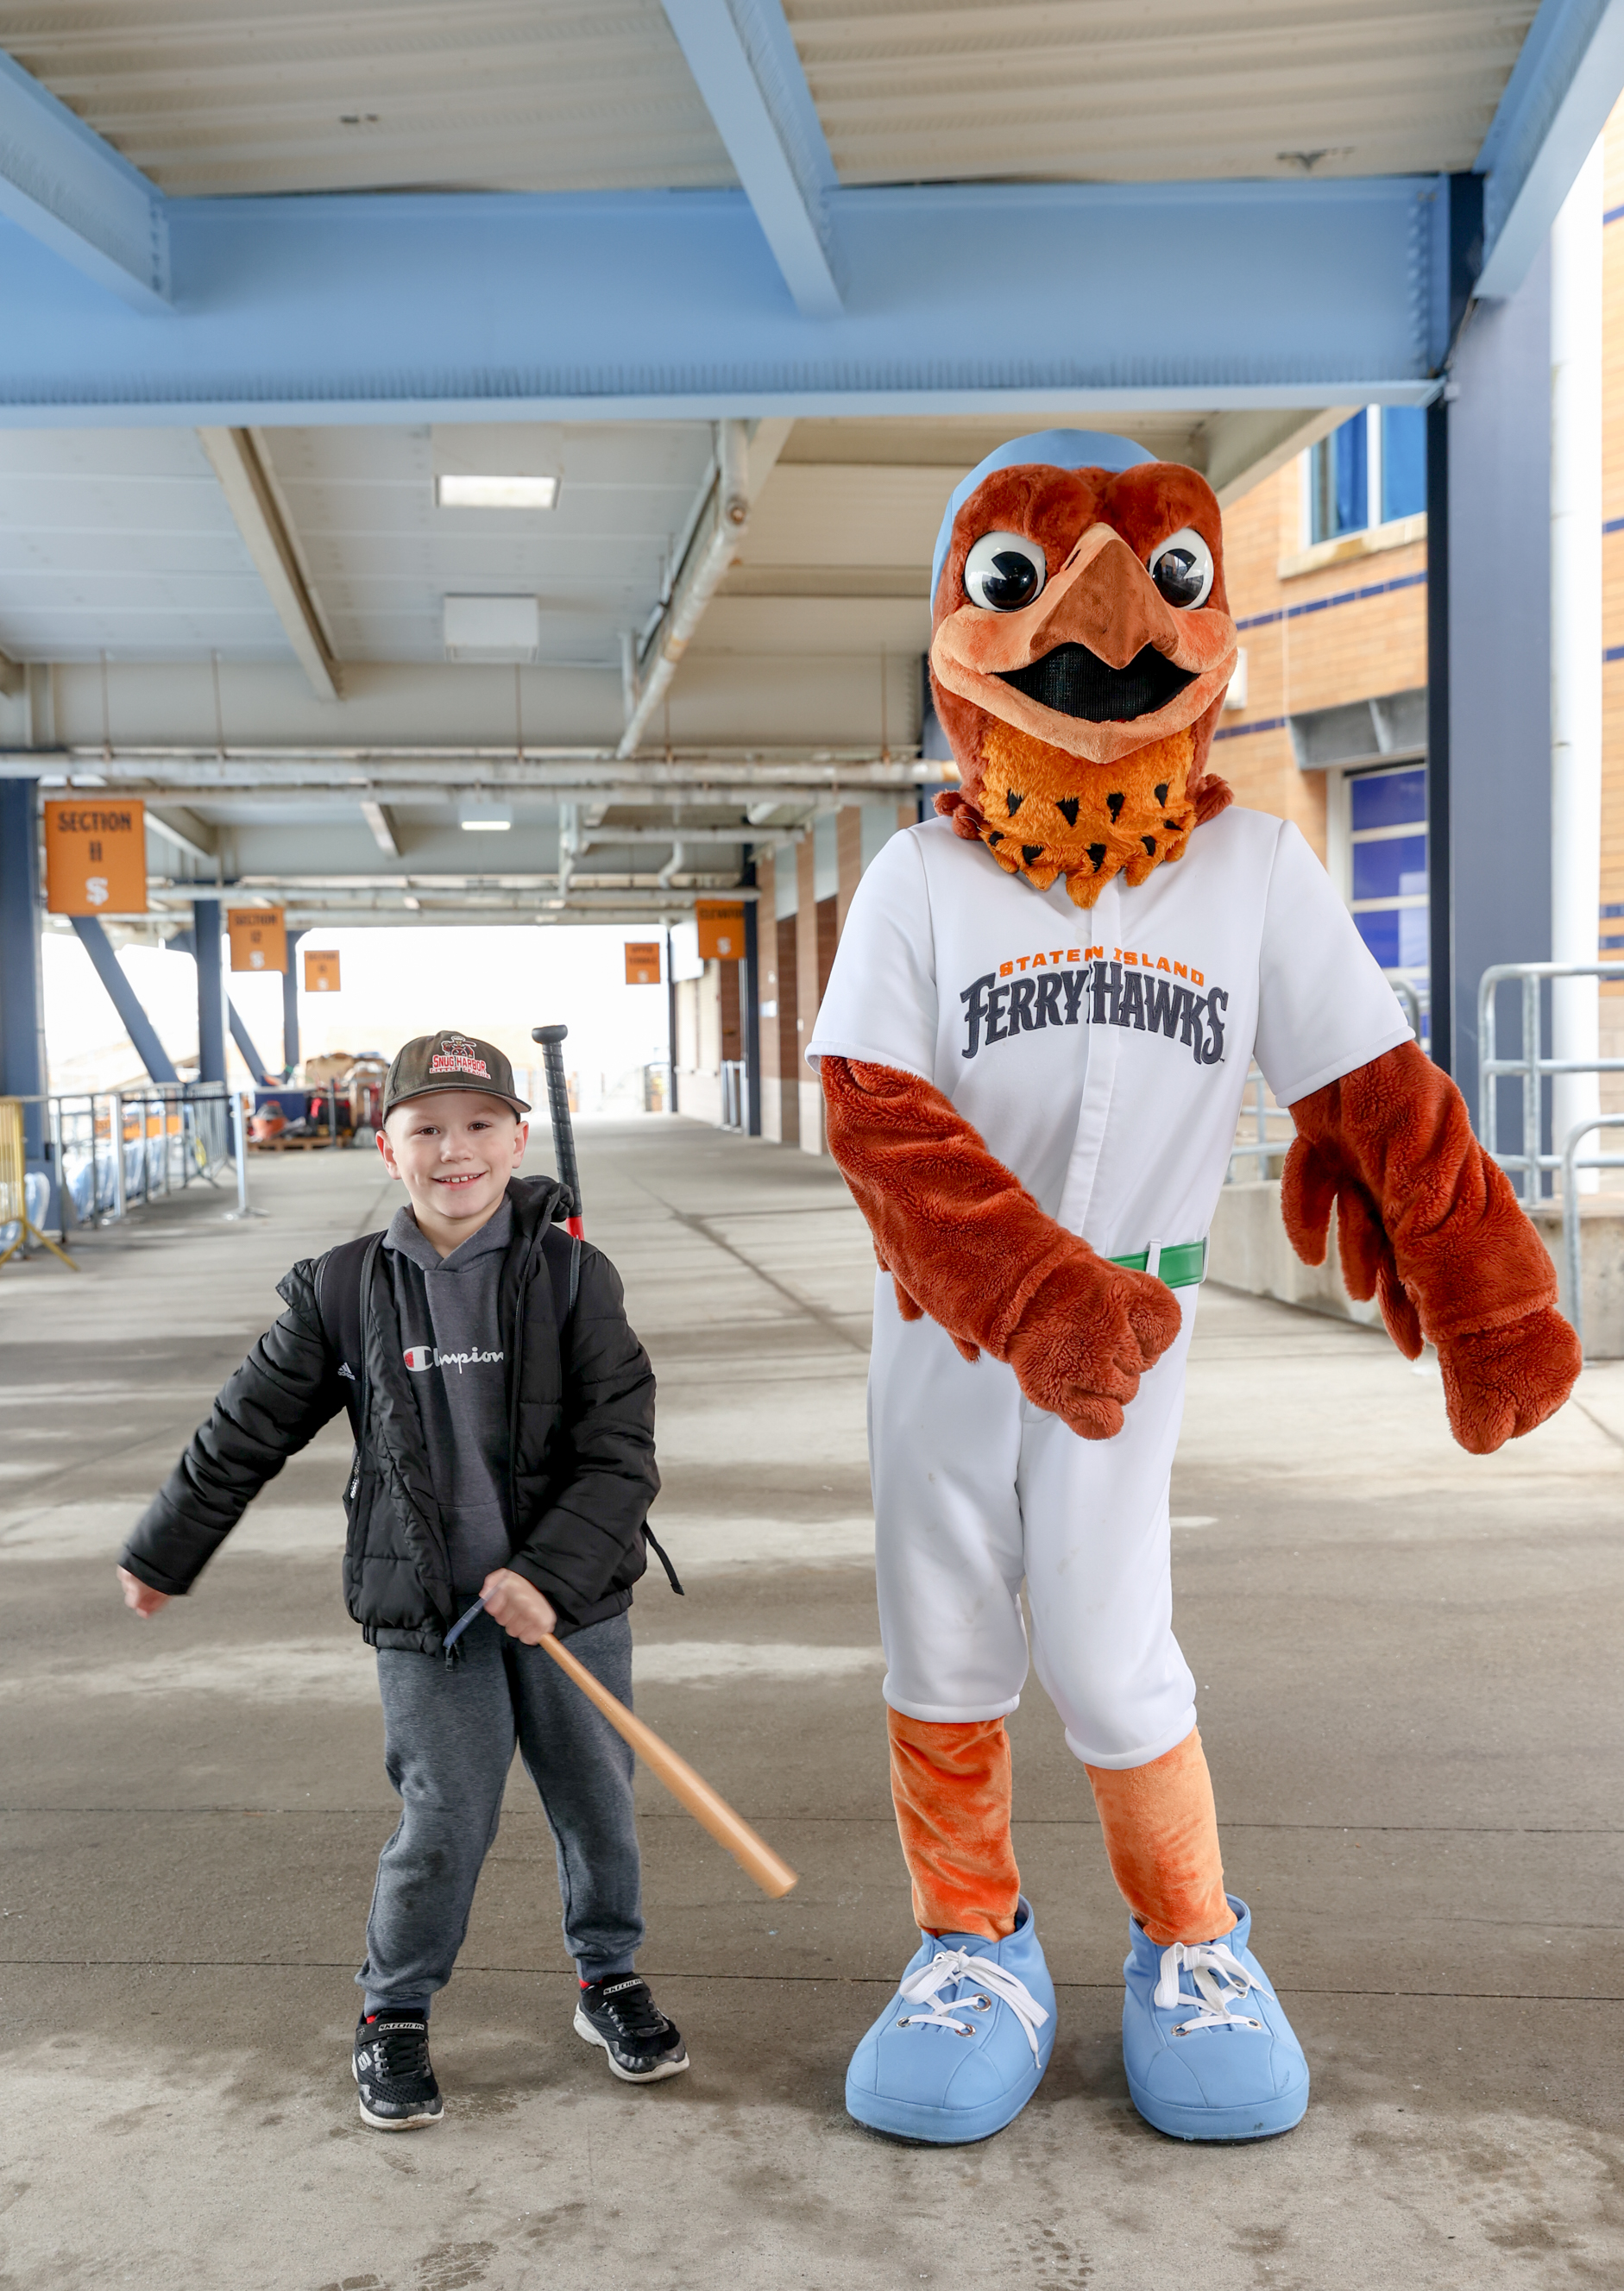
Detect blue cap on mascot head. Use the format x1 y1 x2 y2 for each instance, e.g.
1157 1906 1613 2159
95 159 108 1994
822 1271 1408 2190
930 429 1155 607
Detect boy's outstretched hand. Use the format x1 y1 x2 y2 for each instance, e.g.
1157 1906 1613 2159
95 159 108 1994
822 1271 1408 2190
481 1568 557 1645
117 1565 169 1618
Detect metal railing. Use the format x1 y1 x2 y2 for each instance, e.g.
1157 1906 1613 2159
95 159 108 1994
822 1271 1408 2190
1227 972 1423 1183
1558 1114 1624 1351
720 1059 747 1132
1478 960 1624 1201
16 1082 239 1237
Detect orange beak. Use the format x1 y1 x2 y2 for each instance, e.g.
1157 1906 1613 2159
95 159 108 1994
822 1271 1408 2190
931 523 1237 767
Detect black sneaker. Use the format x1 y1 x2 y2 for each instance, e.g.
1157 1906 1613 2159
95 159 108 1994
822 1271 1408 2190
574 1975 689 2083
352 2008 444 2130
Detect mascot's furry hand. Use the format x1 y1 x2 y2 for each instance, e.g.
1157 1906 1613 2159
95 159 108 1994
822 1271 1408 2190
821 1055 1181 1438
1282 1040 1580 1454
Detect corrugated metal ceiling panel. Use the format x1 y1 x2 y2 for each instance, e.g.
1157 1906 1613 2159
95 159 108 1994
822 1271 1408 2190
785 0 1539 185
0 1 733 196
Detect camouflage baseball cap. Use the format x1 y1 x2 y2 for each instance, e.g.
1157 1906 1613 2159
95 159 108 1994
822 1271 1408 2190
382 1030 531 1119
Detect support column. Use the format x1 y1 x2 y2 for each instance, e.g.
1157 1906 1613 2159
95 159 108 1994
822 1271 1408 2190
741 867 762 1136
796 834 821 1154
0 778 47 1165
228 1003 273 1084
70 919 179 1085
1440 236 1554 1151
282 927 305 1078
1550 137 1604 1189
193 897 226 1086
756 851 785 1142
664 925 678 1115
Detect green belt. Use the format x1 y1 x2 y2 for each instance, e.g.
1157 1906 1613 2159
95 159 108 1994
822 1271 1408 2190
1109 1237 1208 1290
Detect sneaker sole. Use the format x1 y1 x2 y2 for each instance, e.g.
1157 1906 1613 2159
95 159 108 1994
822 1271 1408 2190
844 2061 1045 2145
352 2053 444 2131
572 2006 690 2083
1125 2068 1309 2143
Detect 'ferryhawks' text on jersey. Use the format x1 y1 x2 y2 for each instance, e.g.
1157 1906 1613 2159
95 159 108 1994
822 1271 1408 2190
961 960 1228 1064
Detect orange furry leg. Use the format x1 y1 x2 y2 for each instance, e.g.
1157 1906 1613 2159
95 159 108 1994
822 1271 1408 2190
887 1708 1020 1942
1085 1728 1236 1946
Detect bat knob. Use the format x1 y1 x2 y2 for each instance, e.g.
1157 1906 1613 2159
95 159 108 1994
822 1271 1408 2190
532 1024 569 1045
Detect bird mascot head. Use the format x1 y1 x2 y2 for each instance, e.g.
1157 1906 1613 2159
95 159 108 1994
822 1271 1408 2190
929 430 1239 909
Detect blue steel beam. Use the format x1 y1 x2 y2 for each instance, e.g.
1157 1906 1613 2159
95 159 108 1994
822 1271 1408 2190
0 51 168 312
0 176 1451 423
0 778 47 1157
227 1000 273 1085
282 928 303 1079
69 916 179 1084
661 0 840 317
192 898 225 1086
1476 0 1624 299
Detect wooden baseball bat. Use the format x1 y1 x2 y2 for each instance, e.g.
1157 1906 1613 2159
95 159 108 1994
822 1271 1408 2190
540 1631 798 1899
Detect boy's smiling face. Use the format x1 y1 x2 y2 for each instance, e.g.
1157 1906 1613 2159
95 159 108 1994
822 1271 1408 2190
376 1089 528 1255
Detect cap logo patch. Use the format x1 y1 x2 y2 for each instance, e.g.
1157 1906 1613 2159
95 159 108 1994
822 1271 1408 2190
429 1044 491 1078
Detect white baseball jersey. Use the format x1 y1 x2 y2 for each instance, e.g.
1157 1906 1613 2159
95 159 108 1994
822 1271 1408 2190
807 809 1412 1261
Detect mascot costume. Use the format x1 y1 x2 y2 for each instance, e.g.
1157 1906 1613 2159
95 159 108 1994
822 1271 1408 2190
806 431 1580 2146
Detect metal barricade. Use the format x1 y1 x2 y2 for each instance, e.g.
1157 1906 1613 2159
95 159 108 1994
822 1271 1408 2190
1558 1114 1624 1350
1478 960 1624 1201
35 1082 238 1236
1225 973 1419 1185
1227 1064 1291 1181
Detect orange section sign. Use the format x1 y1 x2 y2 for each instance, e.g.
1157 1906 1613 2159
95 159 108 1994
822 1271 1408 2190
228 906 287 973
304 948 342 993
43 796 147 916
696 902 745 961
624 941 662 986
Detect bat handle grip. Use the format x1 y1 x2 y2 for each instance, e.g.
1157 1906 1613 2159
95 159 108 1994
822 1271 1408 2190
532 1023 582 1232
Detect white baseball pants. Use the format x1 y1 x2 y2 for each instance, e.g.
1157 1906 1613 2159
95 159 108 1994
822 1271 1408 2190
866 1273 1199 1771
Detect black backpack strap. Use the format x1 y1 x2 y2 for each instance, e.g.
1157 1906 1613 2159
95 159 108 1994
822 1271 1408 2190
537 1220 681 1599
318 1233 382 1429
538 1220 581 1337
643 1521 685 1596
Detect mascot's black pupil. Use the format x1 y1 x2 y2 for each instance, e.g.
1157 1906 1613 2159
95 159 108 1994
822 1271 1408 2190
1152 549 1205 607
980 551 1042 609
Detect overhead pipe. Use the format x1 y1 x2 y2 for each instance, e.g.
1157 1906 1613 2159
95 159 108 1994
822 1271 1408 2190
0 750 927 795
618 420 751 759
657 840 689 890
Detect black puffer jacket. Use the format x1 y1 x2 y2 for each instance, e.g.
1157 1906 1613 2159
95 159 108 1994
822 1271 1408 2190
120 1176 661 1650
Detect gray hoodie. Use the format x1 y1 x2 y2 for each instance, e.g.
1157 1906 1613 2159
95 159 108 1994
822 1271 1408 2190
383 1199 513 1596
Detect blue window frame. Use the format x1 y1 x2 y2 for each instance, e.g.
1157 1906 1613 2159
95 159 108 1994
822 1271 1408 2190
1349 763 1427 983
1310 409 1427 542
1310 415 1368 543
1381 406 1426 523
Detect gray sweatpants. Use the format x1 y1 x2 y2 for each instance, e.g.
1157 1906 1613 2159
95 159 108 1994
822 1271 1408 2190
357 1611 643 2013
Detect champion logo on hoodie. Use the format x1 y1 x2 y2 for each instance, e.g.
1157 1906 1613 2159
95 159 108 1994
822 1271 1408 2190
404 1344 503 1374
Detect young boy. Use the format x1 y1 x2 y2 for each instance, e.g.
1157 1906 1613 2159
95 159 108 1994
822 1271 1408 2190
116 1029 686 2129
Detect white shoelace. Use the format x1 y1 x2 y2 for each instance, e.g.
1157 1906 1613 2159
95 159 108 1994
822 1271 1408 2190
1152 1940 1274 2037
894 1948 1050 2061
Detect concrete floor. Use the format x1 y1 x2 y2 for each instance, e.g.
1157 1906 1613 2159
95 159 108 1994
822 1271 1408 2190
2 1117 1621 2291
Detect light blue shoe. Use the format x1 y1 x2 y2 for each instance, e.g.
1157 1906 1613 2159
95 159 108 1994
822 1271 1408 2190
1122 1894 1309 2141
846 1896 1055 2143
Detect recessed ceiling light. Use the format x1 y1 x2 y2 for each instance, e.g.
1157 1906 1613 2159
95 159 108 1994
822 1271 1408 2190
459 799 513 833
437 475 558 510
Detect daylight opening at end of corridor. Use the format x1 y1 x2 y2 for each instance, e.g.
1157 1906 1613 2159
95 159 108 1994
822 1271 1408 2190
2 7 1623 2288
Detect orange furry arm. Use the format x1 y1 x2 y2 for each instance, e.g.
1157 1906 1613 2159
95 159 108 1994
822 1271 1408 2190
1282 1039 1579 1453
820 1055 1180 1439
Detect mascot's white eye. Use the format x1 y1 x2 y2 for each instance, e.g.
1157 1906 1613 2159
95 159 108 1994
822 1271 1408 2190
1147 527 1214 609
963 532 1048 612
